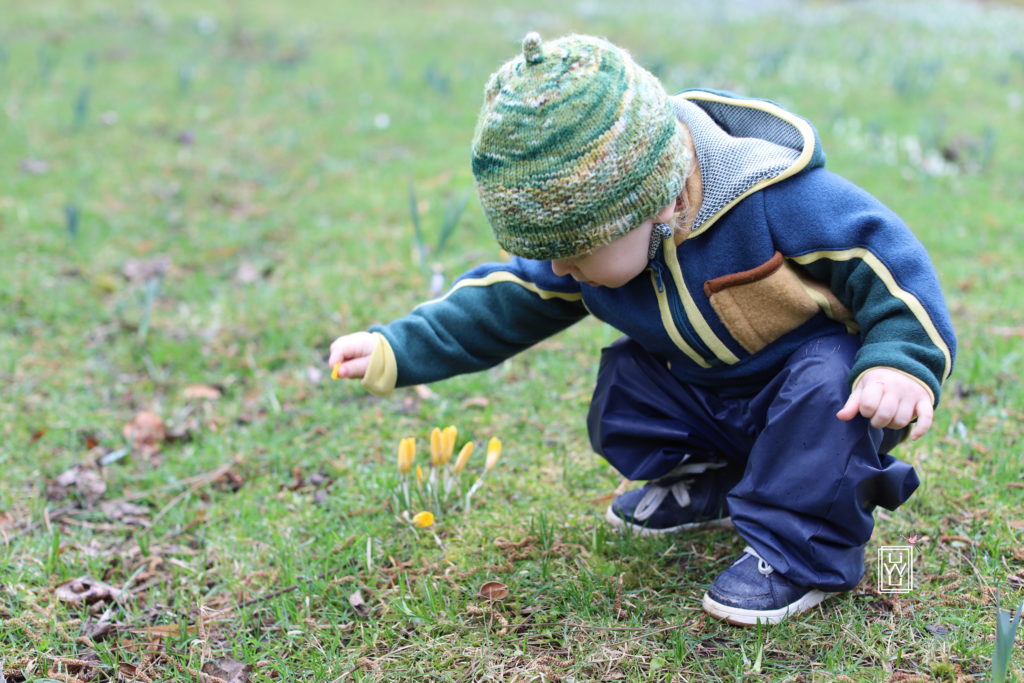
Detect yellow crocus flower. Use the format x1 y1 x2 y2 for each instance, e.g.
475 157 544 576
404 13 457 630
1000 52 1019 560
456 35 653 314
485 437 502 471
411 511 434 528
415 465 424 485
452 441 474 474
429 427 443 467
440 425 458 465
397 437 415 473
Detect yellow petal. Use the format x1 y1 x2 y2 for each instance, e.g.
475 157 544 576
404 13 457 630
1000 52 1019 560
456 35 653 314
485 437 502 471
415 465 424 485
411 511 434 528
398 437 415 473
429 427 442 467
331 363 342 380
452 441 474 474
441 425 458 464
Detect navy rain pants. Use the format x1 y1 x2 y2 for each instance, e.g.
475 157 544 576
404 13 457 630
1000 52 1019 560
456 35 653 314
587 333 919 591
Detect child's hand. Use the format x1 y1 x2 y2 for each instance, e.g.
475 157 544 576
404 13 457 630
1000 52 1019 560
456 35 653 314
836 368 933 440
327 332 377 379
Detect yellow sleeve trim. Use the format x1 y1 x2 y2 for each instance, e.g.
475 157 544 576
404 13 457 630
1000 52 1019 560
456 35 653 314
414 271 582 311
851 366 936 407
361 332 398 397
791 248 953 384
677 91 817 238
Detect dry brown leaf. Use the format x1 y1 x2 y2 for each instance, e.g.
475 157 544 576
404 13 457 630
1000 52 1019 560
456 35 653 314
349 589 371 618
460 396 490 409
55 576 127 605
128 623 196 638
123 411 166 457
201 657 250 683
1009 520 1024 530
413 384 437 400
118 662 153 683
122 254 171 282
479 581 510 601
100 500 151 526
183 384 222 401
54 465 107 505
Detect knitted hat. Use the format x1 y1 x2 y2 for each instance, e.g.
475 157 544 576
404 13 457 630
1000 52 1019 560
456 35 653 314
471 32 690 260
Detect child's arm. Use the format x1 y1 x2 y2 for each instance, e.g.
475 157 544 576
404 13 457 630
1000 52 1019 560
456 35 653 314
764 169 957 414
327 257 588 396
836 367 933 440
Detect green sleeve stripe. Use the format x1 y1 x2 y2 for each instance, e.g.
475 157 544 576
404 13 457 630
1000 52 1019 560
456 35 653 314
414 271 583 310
791 248 953 383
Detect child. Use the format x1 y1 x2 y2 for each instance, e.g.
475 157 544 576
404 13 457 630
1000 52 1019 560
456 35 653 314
327 33 956 625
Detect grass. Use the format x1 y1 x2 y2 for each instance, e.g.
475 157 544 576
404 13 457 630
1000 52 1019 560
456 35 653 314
1 0 1022 680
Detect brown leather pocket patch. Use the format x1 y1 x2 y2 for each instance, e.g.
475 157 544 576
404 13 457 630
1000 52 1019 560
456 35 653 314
704 252 821 354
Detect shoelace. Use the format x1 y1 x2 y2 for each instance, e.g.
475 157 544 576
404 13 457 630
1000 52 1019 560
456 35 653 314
632 461 727 522
741 545 775 576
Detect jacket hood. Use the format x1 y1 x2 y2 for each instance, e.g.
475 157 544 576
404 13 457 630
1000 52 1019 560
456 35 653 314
672 89 825 237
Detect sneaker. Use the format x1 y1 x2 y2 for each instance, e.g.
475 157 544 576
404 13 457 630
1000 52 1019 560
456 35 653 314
605 461 736 536
702 546 836 625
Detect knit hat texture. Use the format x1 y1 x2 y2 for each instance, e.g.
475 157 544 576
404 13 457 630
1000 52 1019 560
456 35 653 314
471 32 690 260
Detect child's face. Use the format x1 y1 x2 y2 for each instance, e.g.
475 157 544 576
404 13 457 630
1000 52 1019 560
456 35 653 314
550 201 676 288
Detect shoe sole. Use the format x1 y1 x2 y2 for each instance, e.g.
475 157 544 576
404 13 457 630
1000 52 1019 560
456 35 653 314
604 505 734 536
701 589 835 626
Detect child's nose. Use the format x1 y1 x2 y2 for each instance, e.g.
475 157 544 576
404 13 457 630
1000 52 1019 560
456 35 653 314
551 259 574 277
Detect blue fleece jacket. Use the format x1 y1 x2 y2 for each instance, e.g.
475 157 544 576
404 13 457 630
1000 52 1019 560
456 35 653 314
365 90 956 403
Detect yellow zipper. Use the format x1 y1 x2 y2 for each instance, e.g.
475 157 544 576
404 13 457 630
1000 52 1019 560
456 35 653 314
662 242 740 365
649 267 711 369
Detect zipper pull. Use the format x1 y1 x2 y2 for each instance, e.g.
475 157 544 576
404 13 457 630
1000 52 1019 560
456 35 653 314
649 265 666 293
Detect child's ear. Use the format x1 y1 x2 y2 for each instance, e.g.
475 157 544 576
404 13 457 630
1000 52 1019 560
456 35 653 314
655 198 677 222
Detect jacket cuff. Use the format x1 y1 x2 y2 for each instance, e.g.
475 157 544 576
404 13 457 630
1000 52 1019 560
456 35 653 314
360 332 398 397
850 366 936 407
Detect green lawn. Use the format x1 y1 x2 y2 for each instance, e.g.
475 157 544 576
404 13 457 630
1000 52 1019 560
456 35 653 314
1 0 1022 680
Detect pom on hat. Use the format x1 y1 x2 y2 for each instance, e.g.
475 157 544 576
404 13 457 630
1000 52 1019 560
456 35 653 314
471 33 690 261
522 32 544 64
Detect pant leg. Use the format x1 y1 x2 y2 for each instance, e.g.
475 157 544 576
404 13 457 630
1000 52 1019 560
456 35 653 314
587 337 749 481
728 334 920 591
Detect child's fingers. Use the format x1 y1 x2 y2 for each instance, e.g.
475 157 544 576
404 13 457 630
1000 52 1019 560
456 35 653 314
836 387 862 421
334 356 370 379
908 398 934 440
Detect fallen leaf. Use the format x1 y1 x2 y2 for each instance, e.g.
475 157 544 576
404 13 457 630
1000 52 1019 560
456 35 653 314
183 384 222 401
20 157 50 174
479 581 510 601
118 662 153 682
1008 482 1024 489
234 262 272 284
53 464 107 505
55 576 127 605
100 500 151 526
1009 520 1024 530
413 384 437 400
123 411 166 457
201 657 250 683
122 254 171 282
991 326 1024 338
349 589 371 618
460 396 490 409
30 428 46 442
128 623 197 638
